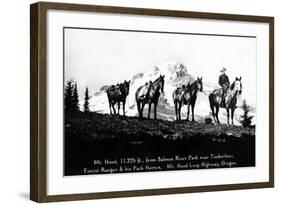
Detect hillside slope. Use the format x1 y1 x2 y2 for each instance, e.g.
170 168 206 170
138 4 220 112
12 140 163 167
64 112 255 175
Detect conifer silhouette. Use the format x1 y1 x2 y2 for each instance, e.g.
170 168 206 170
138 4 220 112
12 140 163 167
73 82 79 112
239 100 253 127
83 87 90 113
65 79 74 113
64 79 80 113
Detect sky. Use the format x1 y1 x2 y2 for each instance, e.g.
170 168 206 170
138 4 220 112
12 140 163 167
64 28 256 96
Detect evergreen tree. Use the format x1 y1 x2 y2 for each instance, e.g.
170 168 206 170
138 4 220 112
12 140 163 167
64 79 80 113
72 82 80 112
83 87 90 113
239 100 253 128
64 79 74 113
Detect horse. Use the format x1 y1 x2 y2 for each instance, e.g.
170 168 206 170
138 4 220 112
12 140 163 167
172 77 203 122
135 75 165 119
209 77 242 125
172 83 190 121
106 80 130 116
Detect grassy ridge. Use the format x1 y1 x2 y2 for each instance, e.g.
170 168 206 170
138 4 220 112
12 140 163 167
65 112 254 140
64 112 255 175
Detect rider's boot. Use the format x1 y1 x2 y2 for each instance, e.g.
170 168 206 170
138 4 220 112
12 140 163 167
221 96 226 108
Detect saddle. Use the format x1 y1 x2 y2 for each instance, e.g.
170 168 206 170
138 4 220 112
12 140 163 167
138 82 153 99
212 88 228 107
108 85 121 95
212 88 223 96
174 84 190 103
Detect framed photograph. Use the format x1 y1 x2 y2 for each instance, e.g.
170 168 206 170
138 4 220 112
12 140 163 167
30 2 274 202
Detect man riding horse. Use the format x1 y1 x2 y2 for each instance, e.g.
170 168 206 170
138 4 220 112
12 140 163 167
219 67 230 107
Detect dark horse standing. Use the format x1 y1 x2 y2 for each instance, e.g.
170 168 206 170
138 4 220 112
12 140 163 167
209 77 242 125
106 80 130 116
135 75 165 119
172 77 203 121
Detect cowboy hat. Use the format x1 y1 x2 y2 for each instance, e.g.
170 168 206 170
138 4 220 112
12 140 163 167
220 67 227 72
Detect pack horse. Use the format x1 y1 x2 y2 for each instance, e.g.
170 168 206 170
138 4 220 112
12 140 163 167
135 75 165 119
172 77 203 121
106 80 130 116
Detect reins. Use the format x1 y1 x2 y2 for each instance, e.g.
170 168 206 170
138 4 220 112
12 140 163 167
202 90 209 96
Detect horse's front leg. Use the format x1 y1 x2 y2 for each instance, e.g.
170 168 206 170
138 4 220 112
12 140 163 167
186 104 190 122
191 104 195 122
123 100 126 116
231 108 235 126
215 105 220 124
112 102 116 115
148 103 151 119
226 108 230 126
154 102 158 120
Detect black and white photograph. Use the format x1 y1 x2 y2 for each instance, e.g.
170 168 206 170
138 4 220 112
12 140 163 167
63 27 256 176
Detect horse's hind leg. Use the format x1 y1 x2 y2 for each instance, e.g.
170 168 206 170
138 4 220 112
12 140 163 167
209 95 216 123
137 101 141 118
210 105 216 123
123 101 126 116
178 102 182 121
186 104 190 122
117 102 120 115
226 108 230 126
140 102 145 118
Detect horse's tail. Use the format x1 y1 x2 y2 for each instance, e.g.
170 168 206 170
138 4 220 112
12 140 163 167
135 86 142 102
173 88 182 102
135 87 142 117
208 93 213 105
209 93 215 113
106 88 111 101
172 90 176 103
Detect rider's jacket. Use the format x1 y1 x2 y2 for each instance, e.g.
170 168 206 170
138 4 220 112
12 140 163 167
218 74 230 87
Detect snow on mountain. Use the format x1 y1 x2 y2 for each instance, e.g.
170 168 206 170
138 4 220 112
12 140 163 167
89 61 256 125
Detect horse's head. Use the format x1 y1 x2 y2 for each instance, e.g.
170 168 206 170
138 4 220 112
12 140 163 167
122 80 130 96
233 77 242 95
158 74 165 94
196 77 203 92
